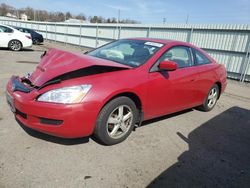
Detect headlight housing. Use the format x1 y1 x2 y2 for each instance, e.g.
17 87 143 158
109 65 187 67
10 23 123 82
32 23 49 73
37 85 92 104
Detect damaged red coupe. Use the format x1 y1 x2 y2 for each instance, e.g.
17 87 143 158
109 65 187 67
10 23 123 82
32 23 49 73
6 38 227 145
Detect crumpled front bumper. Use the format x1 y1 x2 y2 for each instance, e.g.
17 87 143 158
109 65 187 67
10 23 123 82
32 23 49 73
6 77 99 138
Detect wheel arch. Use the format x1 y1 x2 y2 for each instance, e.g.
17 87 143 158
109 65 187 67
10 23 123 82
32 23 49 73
97 91 144 124
103 92 142 112
215 81 222 99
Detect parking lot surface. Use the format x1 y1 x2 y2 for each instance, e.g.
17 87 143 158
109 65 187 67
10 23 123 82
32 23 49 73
0 42 250 188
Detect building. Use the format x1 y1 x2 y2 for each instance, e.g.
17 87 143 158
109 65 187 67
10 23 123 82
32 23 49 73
20 13 28 21
6 13 17 19
64 18 87 23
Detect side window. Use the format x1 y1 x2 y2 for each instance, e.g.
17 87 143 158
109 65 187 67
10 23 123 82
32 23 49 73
194 49 211 65
24 29 29 33
159 46 193 68
0 26 4 33
0 26 13 33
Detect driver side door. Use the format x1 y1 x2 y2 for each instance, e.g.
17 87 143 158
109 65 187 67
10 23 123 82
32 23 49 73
145 46 200 119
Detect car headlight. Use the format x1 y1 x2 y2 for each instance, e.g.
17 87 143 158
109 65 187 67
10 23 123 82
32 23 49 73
37 85 92 104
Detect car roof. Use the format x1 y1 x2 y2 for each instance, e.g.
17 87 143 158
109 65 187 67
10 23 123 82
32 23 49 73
13 26 31 30
0 24 17 30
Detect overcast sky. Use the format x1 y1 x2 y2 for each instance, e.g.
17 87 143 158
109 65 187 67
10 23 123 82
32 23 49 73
1 0 250 24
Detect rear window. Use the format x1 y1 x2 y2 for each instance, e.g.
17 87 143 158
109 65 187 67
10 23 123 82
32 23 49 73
193 49 211 65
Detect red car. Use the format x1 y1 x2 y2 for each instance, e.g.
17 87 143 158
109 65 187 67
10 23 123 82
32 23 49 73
6 38 227 145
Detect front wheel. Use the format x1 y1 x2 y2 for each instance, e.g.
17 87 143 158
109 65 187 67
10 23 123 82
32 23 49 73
94 97 138 145
198 84 219 111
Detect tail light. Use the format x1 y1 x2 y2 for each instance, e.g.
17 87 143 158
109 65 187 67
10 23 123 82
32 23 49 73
26 35 32 40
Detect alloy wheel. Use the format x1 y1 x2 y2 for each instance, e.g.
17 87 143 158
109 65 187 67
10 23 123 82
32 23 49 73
9 40 21 51
106 105 133 139
207 88 218 108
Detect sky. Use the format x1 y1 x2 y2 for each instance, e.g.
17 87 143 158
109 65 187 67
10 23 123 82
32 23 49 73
1 0 250 24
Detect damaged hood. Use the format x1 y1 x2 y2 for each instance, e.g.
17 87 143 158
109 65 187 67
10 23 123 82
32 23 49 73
29 48 131 87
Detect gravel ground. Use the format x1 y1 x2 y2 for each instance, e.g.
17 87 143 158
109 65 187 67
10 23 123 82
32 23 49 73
0 41 250 188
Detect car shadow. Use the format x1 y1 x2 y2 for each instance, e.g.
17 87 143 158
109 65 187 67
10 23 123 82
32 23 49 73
15 109 194 146
147 106 250 188
141 109 193 127
16 118 90 145
0 47 34 52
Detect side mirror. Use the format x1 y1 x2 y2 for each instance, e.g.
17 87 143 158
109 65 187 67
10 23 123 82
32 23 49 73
159 60 178 71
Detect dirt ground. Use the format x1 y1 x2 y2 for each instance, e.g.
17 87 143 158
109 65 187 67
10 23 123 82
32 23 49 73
0 41 250 188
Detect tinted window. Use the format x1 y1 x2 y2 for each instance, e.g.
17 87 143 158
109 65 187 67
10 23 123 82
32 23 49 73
159 46 193 68
0 26 13 33
194 49 211 65
19 28 29 33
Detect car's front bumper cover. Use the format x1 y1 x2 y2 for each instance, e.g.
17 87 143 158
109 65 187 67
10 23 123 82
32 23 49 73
6 77 99 138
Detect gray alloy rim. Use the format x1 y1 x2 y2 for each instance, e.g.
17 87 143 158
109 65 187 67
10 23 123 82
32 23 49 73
10 41 21 51
207 88 218 108
106 105 133 139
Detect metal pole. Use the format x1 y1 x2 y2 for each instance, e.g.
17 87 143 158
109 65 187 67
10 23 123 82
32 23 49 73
242 56 250 82
147 27 151 38
241 42 250 82
65 24 68 45
96 23 99 48
187 27 193 43
186 14 189 24
118 9 120 23
239 35 250 82
79 24 82 47
118 25 121 39
46 23 48 40
54 23 56 42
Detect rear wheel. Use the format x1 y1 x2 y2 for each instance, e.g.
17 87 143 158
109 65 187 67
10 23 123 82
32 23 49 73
94 97 138 145
33 38 40 45
198 84 219 111
8 40 22 51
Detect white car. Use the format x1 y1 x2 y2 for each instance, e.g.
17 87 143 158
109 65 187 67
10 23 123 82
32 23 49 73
0 24 32 51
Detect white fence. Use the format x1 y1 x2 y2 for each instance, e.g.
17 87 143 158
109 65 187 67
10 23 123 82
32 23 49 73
1 17 250 82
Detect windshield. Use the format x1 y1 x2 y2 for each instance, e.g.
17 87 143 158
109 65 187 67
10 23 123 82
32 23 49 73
88 39 164 67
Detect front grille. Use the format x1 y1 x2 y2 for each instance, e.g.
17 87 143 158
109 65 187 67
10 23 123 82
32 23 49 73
16 109 27 119
40 118 63 126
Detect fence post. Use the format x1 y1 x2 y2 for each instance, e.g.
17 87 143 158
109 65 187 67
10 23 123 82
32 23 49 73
187 27 193 43
118 25 121 39
79 24 82 47
147 27 151 38
240 41 250 82
95 23 99 48
65 24 68 46
54 23 56 42
46 23 47 40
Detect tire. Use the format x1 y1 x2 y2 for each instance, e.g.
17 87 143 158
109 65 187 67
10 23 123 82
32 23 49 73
198 84 219 112
33 38 40 45
8 40 22 51
94 96 138 145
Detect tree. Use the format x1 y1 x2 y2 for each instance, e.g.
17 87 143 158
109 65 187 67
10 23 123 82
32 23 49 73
65 11 72 20
0 3 140 23
0 3 14 16
75 13 86 20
